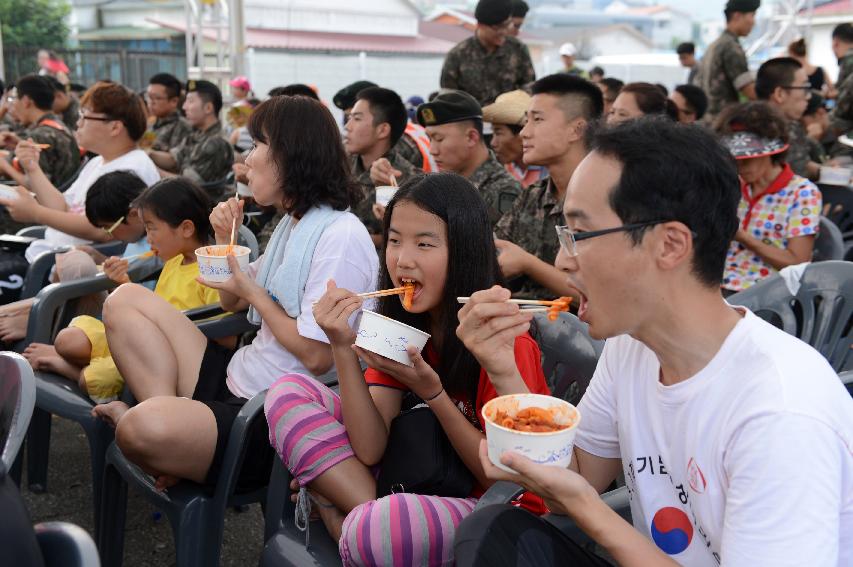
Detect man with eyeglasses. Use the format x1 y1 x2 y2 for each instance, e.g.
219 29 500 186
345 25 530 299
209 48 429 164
440 0 535 107
756 57 820 180
508 0 529 38
453 117 852 567
695 0 758 123
144 73 191 152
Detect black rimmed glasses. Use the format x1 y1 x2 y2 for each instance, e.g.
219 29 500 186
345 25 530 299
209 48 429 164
78 110 117 122
781 84 813 99
555 220 670 257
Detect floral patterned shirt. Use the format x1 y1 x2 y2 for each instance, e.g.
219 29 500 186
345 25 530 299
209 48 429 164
723 164 822 291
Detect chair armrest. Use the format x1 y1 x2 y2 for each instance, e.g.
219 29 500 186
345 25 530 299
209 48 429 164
25 275 119 345
840 370 853 395
34 521 100 567
212 389 268 510
543 485 632 545
0 234 38 252
196 311 258 339
473 481 526 511
20 249 63 300
16 225 46 239
184 303 227 321
264 457 294 541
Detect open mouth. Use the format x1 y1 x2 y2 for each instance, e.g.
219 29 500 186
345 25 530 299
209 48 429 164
577 292 589 322
399 277 423 308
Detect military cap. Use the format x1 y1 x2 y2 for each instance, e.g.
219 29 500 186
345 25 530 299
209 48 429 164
725 0 760 13
186 79 222 98
482 90 530 126
333 80 378 111
416 90 482 127
475 0 512 25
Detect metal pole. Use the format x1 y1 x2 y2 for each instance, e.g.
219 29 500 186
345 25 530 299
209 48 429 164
0 18 5 81
229 0 245 77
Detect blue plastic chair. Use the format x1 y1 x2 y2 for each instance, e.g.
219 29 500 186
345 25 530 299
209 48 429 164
727 260 853 372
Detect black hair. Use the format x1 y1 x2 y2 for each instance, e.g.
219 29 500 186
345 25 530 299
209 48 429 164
148 73 182 100
377 173 504 404
600 77 624 99
85 170 148 226
42 76 65 94
756 57 802 100
133 177 212 242
833 23 853 43
804 92 826 116
713 101 790 165
531 73 604 120
788 38 807 58
268 84 320 100
498 123 523 135
620 82 679 121
589 66 605 78
511 0 529 18
192 84 223 115
676 42 695 55
589 117 740 287
69 83 87 94
674 84 709 120
248 96 361 219
355 87 408 146
15 75 54 110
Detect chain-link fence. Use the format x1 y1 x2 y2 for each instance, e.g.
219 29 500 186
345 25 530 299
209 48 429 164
4 48 186 91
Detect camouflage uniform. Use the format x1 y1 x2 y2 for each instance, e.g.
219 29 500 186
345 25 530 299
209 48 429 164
60 97 79 132
150 112 193 152
696 30 753 122
494 176 562 300
351 148 419 235
831 48 853 132
786 120 812 179
468 153 521 227
394 135 423 170
440 36 536 106
170 121 234 184
21 113 80 186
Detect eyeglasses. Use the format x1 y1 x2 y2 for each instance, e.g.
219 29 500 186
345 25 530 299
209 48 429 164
78 110 116 122
488 21 513 31
781 85 813 99
103 215 125 237
555 220 669 257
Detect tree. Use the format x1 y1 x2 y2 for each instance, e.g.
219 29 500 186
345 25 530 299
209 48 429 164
0 0 69 48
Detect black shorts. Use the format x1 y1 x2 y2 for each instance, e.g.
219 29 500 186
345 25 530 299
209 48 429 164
193 339 275 493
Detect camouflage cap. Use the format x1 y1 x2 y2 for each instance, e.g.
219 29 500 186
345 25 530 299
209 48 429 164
482 89 530 126
333 80 378 111
475 0 512 25
416 90 482 127
725 0 760 13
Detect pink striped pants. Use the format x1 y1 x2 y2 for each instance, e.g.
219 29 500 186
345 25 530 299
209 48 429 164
264 374 478 567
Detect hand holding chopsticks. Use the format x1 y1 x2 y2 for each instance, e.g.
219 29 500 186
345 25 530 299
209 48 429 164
458 295 572 321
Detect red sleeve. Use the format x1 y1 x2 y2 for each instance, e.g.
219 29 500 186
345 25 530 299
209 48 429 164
474 333 550 431
364 367 406 390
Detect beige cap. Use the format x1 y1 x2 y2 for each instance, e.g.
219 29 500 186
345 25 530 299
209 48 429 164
482 89 531 126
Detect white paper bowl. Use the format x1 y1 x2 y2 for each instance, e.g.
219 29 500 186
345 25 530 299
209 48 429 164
0 184 19 200
195 245 251 283
818 166 852 186
375 186 398 206
482 393 581 473
354 310 430 367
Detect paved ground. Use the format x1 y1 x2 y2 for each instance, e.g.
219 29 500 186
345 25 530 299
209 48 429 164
21 414 265 567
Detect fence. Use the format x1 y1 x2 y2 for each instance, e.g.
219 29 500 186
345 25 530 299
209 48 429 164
4 48 186 92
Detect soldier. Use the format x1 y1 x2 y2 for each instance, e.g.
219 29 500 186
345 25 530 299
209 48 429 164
482 89 547 188
494 74 602 300
755 57 820 180
0 75 80 187
414 90 521 226
509 0 529 37
344 87 418 245
440 0 535 106
44 76 80 132
148 80 234 185
334 80 436 172
830 24 853 137
695 0 758 122
145 73 192 152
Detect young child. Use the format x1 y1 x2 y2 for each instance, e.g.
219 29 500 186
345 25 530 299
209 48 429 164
23 177 219 403
264 173 551 566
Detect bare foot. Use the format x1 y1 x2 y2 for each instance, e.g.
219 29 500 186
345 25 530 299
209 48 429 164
0 312 28 341
154 474 180 492
315 492 346 542
23 342 57 368
91 400 130 428
23 343 83 381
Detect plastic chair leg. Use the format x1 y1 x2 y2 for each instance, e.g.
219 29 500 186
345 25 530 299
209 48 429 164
82 419 113 538
97 461 129 567
26 407 52 493
9 449 23 486
168 499 218 567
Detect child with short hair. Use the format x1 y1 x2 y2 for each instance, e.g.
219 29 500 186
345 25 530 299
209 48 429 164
23 177 219 402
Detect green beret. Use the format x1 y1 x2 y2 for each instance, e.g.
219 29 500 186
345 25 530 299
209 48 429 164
186 79 221 98
725 0 760 13
475 0 512 25
416 90 482 127
333 80 378 111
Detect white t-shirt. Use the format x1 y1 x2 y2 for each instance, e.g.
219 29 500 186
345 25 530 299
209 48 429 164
25 149 160 262
575 309 853 566
226 212 379 398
